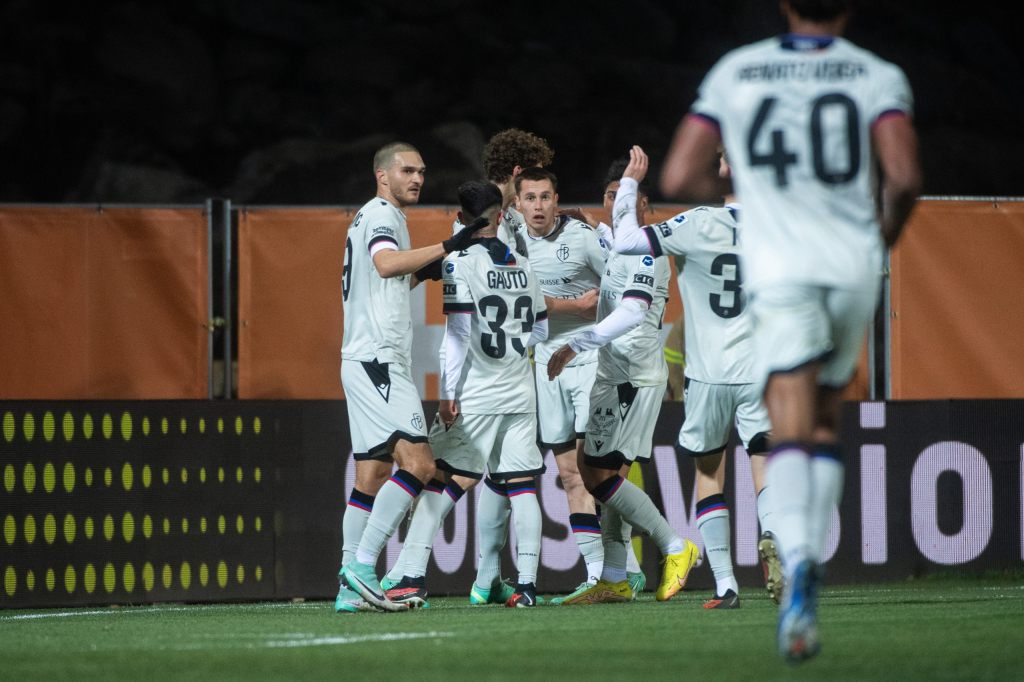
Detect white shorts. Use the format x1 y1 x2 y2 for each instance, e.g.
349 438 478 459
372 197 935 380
432 412 545 481
534 361 597 449
341 359 427 460
583 380 665 469
750 282 878 391
678 379 771 455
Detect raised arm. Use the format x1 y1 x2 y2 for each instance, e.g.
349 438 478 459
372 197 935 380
612 146 657 256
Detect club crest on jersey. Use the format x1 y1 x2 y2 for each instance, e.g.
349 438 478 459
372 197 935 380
410 413 423 431
556 244 570 262
642 255 654 266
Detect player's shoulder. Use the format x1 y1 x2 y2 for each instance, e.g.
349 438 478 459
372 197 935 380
355 197 402 230
715 36 780 68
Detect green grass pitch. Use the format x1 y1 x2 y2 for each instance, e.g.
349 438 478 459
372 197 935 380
2 578 1021 681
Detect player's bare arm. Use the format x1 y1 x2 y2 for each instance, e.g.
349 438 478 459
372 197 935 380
659 115 729 202
873 114 923 247
544 289 599 320
373 219 483 279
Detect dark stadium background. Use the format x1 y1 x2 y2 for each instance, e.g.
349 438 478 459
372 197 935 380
0 0 1020 206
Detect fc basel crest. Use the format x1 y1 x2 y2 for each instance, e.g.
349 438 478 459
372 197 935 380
556 244 569 262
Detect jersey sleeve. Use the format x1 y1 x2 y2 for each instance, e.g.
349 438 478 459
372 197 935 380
441 256 474 315
869 62 914 124
366 214 401 256
612 177 661 256
582 225 610 277
689 54 731 132
621 255 659 309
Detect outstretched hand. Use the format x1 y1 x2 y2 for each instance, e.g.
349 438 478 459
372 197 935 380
558 207 598 227
547 344 578 380
624 145 649 184
442 216 488 253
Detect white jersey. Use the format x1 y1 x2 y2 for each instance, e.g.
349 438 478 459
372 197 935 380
452 204 529 255
341 197 413 365
442 239 547 414
644 203 755 384
691 35 913 290
596 252 669 386
527 215 608 365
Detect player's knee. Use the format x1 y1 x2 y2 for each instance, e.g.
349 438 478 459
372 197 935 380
403 457 436 484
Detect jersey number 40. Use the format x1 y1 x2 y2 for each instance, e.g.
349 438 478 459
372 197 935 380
747 93 861 188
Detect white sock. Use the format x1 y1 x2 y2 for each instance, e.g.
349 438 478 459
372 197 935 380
594 475 683 556
402 480 456 579
809 445 844 563
599 505 628 583
766 445 812 572
624 520 642 574
355 470 423 567
474 478 511 590
508 480 542 586
756 484 776 539
696 494 737 595
570 512 603 583
342 489 373 568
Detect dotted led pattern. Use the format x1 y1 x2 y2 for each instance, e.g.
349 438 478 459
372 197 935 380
0 403 274 608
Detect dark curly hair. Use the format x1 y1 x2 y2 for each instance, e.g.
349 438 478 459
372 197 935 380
482 129 555 184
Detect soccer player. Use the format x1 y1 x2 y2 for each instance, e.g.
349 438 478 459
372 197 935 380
385 179 549 608
482 128 556 255
380 129 569 604
511 166 616 601
609 148 782 609
335 142 480 613
546 173 700 605
658 0 921 661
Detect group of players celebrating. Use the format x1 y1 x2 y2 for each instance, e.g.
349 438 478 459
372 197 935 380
335 0 922 665
337 130 765 609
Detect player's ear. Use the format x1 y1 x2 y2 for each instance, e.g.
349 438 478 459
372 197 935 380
457 210 466 225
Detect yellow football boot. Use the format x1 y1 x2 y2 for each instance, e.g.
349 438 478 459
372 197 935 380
655 539 700 601
562 579 633 605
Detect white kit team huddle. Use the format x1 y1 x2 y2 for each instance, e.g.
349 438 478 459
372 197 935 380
336 152 775 612
333 1 922 665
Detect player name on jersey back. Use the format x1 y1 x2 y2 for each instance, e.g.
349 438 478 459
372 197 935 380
442 240 546 414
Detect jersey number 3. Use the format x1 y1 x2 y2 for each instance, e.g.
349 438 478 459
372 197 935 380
478 295 534 358
747 93 861 188
710 253 743 318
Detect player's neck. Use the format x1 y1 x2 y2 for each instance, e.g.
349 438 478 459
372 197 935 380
376 189 401 208
527 221 557 239
786 16 846 38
